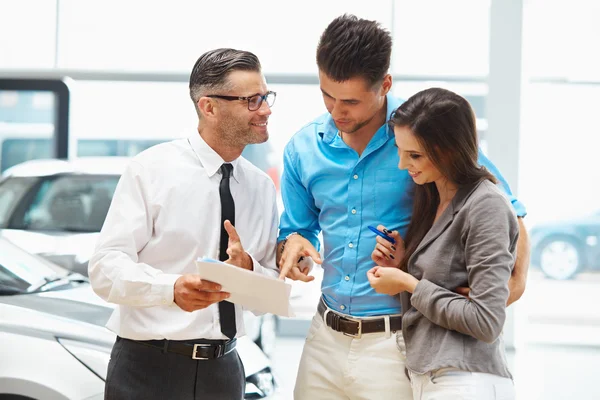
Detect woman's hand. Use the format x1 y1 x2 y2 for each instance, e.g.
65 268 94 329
367 266 419 295
371 225 405 268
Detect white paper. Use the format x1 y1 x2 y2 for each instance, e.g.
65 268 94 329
196 257 295 317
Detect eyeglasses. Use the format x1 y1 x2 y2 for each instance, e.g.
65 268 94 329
207 91 276 111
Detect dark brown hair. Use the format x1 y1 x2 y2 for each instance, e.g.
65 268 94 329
316 14 392 87
391 88 497 271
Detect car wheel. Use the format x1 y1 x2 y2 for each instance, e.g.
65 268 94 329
538 235 583 280
256 314 278 359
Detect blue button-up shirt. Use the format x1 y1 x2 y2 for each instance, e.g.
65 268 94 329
278 94 526 317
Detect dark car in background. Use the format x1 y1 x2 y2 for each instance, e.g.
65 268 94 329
530 211 600 280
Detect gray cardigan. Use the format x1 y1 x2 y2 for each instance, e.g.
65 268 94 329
401 179 519 379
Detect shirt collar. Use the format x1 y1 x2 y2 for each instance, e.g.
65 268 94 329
187 131 241 183
320 93 403 144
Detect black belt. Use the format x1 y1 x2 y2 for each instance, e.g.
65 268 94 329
124 337 236 360
317 298 402 338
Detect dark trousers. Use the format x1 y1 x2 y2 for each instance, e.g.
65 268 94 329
105 337 245 400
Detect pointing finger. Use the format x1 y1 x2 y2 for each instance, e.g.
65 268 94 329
224 220 240 243
278 257 294 280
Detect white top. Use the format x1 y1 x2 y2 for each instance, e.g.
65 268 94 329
88 132 279 340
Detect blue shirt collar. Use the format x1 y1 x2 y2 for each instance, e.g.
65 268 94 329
320 93 403 145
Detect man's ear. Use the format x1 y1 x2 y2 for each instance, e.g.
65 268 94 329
198 97 217 119
380 74 392 96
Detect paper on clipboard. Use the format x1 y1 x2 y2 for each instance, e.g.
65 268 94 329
196 257 295 317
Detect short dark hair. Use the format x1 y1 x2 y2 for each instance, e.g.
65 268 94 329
317 14 392 86
189 48 261 114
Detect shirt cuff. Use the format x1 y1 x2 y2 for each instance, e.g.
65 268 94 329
151 273 181 306
277 230 321 252
248 254 278 279
512 199 527 218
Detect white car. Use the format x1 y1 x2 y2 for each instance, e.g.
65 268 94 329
0 157 278 359
0 236 276 399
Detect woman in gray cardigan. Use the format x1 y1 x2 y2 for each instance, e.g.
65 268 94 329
367 87 519 399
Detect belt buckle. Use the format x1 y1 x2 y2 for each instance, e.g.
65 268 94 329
192 344 211 360
342 318 362 339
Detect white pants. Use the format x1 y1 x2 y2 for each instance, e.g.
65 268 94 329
294 311 412 400
408 368 515 400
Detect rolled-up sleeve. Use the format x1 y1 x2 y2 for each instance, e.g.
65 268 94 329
278 141 321 250
88 161 180 307
478 149 527 218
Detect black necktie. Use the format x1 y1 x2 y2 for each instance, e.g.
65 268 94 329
218 163 236 339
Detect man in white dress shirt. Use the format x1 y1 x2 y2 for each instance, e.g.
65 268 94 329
88 48 279 399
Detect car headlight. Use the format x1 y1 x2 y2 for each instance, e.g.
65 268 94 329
245 367 275 398
57 338 111 381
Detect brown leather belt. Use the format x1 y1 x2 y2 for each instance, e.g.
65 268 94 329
317 298 402 338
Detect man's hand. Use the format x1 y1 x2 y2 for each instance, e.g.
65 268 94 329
456 275 525 307
278 234 321 282
223 220 253 271
456 286 470 298
173 274 230 312
455 276 525 306
507 275 525 306
371 225 405 268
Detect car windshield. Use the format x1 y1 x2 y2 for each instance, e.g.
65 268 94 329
6 174 119 233
0 176 38 227
0 238 67 294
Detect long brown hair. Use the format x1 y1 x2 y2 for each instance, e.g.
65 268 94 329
391 88 497 271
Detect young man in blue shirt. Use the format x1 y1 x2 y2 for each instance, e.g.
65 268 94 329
277 14 530 399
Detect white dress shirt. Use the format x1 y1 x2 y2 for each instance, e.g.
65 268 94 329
88 132 279 341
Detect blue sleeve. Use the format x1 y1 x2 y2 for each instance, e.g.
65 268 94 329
278 141 321 250
477 148 527 218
